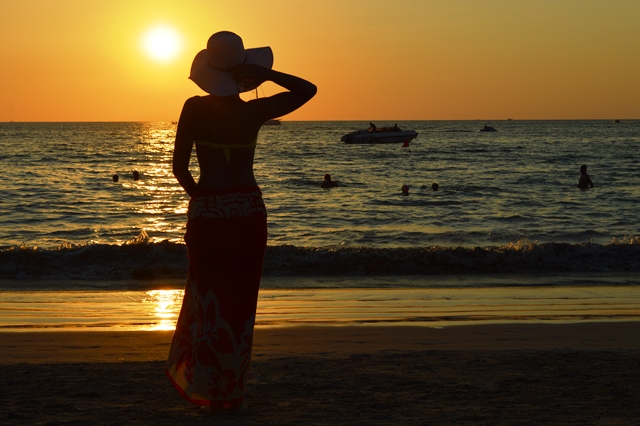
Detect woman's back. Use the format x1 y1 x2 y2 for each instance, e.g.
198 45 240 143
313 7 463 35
182 95 264 190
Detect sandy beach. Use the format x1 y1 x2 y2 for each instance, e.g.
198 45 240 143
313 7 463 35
1 323 639 425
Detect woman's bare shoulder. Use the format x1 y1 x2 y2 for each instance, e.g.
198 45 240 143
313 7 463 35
180 96 211 118
184 95 205 107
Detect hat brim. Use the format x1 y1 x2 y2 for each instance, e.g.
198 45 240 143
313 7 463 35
189 46 273 96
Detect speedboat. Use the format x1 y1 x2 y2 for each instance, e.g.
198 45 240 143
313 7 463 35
341 125 418 144
480 125 497 132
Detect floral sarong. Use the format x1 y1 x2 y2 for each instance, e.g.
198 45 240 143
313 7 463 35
166 187 267 407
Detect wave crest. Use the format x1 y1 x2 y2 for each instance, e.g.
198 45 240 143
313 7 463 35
1 237 638 281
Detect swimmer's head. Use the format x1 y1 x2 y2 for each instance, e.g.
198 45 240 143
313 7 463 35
431 182 439 191
401 184 410 194
580 165 587 173
324 174 331 181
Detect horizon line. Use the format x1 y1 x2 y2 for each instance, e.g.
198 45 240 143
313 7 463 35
1 118 638 124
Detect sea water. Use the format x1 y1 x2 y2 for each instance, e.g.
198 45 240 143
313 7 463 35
1 120 639 280
1 121 639 329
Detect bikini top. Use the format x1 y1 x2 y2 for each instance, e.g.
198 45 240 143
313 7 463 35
195 138 257 162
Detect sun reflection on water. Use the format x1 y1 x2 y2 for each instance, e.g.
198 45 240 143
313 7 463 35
143 289 183 331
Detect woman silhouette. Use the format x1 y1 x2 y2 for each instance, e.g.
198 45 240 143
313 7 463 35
165 31 316 413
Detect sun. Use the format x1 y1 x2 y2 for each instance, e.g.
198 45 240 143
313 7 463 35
142 25 182 62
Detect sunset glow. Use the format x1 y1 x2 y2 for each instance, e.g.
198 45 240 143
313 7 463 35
142 25 182 62
1 0 639 121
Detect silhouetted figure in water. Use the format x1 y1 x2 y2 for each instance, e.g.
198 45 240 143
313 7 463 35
321 174 338 188
112 174 119 182
133 170 140 181
431 182 439 191
401 184 410 196
577 165 594 189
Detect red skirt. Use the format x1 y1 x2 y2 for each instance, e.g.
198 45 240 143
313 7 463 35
166 187 267 407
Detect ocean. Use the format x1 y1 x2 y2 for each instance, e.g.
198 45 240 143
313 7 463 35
1 120 639 329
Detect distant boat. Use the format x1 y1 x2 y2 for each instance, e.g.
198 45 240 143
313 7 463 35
614 119 621 123
341 125 418 144
480 125 497 132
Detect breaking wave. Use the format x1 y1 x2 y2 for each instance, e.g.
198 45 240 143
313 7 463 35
1 233 638 281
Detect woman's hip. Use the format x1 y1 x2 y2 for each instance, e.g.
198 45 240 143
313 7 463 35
187 186 266 221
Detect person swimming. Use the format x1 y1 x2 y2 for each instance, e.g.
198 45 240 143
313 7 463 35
401 184 410 196
577 165 594 189
321 174 338 188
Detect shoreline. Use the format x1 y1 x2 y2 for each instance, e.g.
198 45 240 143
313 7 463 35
2 284 639 331
1 323 640 425
2 279 639 423
2 271 640 290
2 322 639 364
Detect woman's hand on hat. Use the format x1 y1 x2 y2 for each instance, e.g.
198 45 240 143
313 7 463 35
227 64 271 87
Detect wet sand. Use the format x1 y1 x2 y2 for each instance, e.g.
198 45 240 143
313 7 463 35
1 323 640 425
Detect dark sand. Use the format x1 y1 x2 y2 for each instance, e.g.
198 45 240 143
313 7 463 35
1 323 639 425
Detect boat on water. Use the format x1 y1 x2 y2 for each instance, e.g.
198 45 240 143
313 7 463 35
480 125 497 132
341 124 418 144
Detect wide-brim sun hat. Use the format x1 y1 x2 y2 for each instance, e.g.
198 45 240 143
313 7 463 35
189 31 273 96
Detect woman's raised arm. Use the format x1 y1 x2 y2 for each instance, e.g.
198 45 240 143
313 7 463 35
172 99 198 197
229 64 317 120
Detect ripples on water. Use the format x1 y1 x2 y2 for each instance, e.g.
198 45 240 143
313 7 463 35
1 120 639 251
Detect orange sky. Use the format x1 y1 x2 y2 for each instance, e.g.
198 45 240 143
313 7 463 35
1 0 639 121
